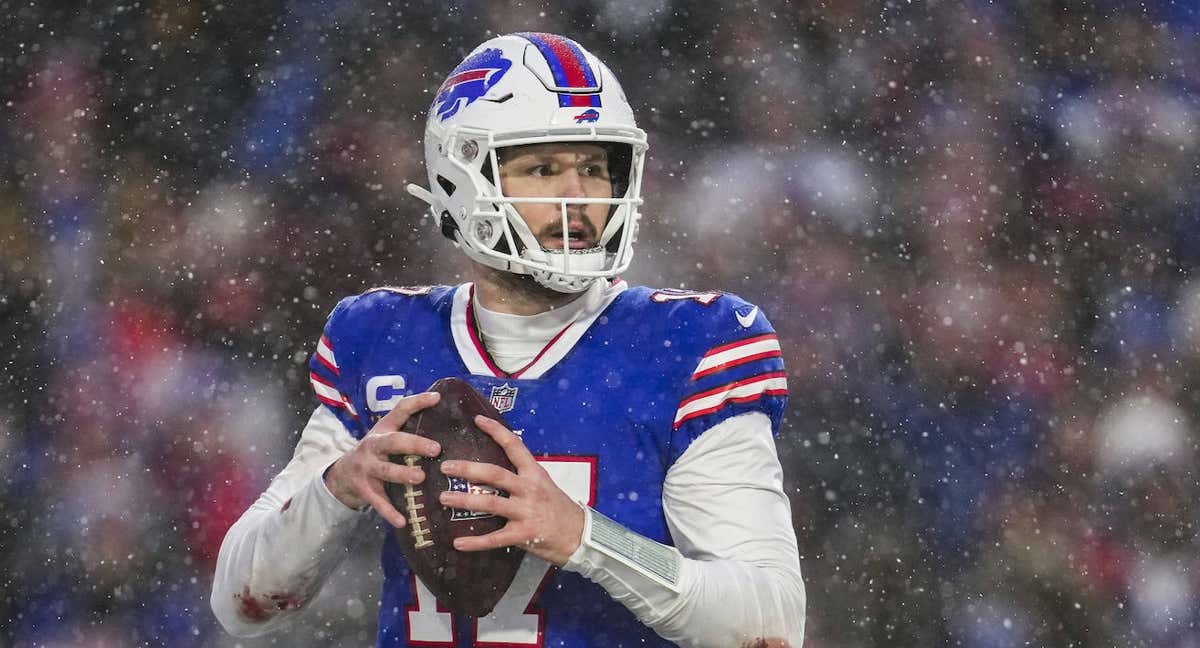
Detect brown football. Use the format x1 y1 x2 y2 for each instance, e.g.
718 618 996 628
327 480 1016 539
384 377 524 617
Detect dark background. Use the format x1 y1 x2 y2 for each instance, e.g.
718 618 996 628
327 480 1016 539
3 1 1199 645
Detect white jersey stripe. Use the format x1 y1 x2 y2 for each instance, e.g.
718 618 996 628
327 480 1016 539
673 372 788 428
316 335 339 374
309 374 341 401
309 372 359 418
692 335 781 380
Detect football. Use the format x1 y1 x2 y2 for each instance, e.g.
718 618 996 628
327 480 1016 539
384 377 524 617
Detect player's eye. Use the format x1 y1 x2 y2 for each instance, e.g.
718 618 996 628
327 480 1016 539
528 163 554 177
582 164 609 179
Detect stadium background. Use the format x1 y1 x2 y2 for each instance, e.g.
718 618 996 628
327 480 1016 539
3 1 1199 645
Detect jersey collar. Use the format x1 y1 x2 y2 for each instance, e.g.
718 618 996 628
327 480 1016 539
450 279 628 379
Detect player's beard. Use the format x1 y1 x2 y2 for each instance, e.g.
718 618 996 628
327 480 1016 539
490 263 584 304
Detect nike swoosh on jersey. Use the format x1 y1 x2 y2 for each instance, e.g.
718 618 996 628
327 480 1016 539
736 306 758 328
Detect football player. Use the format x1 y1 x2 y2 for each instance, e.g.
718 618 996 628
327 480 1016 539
212 32 804 647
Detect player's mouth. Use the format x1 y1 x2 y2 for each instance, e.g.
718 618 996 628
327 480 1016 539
543 223 598 250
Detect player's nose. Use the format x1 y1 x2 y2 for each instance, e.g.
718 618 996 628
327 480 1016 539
553 168 589 199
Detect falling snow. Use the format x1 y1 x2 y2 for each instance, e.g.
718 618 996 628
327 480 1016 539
1 1 1199 646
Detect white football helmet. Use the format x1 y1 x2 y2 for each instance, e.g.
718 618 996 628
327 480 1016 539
406 33 648 293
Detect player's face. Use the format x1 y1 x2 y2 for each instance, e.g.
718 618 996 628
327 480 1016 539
497 143 613 251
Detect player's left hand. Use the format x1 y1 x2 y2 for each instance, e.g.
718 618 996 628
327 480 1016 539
438 415 584 566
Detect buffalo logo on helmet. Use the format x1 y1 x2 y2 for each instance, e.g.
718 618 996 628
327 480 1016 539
573 108 600 124
433 48 513 122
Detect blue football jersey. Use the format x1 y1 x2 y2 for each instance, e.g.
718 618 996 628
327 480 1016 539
307 280 787 647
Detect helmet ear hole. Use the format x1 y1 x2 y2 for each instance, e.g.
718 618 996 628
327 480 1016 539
440 211 459 241
437 175 457 196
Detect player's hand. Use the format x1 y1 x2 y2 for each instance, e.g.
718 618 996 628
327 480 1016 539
438 415 585 566
323 392 443 527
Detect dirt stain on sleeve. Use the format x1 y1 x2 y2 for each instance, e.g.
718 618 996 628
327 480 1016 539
234 585 306 623
740 640 792 648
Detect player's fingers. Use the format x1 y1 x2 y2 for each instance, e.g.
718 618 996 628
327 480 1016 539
452 527 523 552
375 391 441 431
438 490 517 519
474 415 537 471
366 457 425 485
370 431 441 458
359 481 407 528
440 460 521 495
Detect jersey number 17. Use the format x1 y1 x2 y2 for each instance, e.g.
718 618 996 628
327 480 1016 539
406 457 597 646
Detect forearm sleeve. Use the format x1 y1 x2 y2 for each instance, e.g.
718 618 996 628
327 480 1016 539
563 412 805 647
210 407 371 637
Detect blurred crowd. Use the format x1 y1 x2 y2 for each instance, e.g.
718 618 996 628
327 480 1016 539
2 1 1199 646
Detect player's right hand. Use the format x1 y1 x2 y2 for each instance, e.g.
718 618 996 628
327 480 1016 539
323 391 442 527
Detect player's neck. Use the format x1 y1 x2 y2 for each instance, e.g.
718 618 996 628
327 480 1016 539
471 265 587 316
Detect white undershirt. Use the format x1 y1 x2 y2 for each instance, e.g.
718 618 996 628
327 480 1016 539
211 282 805 646
472 280 605 373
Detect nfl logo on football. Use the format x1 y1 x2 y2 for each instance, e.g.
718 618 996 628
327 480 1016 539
447 477 504 521
489 384 518 413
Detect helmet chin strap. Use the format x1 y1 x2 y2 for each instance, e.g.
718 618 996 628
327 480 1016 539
525 248 605 293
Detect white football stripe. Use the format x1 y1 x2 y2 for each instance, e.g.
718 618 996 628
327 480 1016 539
673 374 788 427
692 337 781 378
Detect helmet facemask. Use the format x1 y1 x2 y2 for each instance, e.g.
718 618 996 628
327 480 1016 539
412 124 646 293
